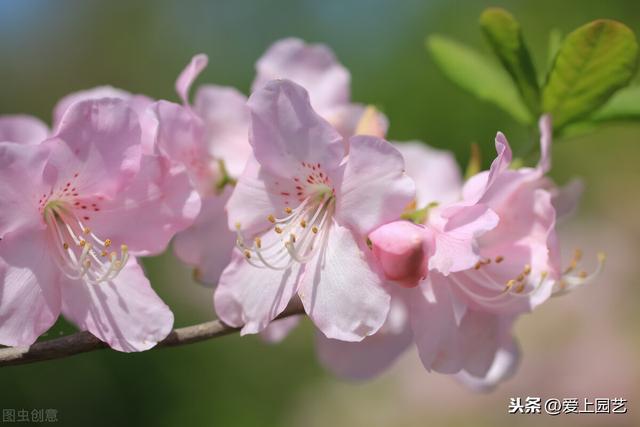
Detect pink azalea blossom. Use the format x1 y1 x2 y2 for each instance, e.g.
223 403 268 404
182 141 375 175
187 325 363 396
172 38 388 288
0 115 49 145
0 98 201 351
213 79 414 341
315 116 603 386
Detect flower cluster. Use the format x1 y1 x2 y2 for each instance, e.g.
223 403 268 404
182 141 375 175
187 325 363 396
0 38 601 388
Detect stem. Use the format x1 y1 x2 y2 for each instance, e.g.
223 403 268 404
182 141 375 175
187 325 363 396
0 304 305 368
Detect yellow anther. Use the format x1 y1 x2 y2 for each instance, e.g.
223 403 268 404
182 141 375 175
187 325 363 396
515 282 526 293
495 255 504 263
101 250 108 257
574 249 583 262
300 219 307 228
312 226 318 234
597 252 607 262
274 226 283 234
121 244 128 252
79 239 86 247
523 264 531 275
285 207 292 214
268 215 276 224
83 227 91 235
505 279 516 290
243 250 251 259
235 222 241 230
104 239 112 247
254 237 262 248
516 274 525 282
84 260 91 268
541 271 548 279
63 242 69 250
578 271 588 279
474 262 482 270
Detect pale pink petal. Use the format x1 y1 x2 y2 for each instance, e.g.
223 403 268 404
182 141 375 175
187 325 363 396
394 141 462 206
173 188 235 286
45 99 142 199
299 223 390 341
247 79 344 177
194 85 251 178
461 132 513 204
550 178 583 220
214 251 303 335
152 100 213 193
176 54 209 106
0 142 51 236
0 229 61 346
225 154 291 239
408 275 462 373
335 135 415 236
60 257 174 352
0 115 48 144
428 204 499 275
260 315 302 343
252 38 350 115
84 155 201 257
315 295 412 379
455 337 520 392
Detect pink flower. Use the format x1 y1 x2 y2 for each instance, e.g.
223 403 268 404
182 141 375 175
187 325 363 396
0 115 49 145
213 79 414 341
316 116 603 385
0 99 195 351
173 38 387 287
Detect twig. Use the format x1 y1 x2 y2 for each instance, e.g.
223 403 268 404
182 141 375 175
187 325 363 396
0 304 305 368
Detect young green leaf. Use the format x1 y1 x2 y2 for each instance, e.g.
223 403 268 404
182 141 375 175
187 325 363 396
479 8 540 115
542 19 639 129
590 85 640 121
426 35 532 125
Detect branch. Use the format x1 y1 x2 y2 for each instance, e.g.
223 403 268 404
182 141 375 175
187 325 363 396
0 304 305 368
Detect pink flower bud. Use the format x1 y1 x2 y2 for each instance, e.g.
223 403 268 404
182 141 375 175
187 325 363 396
369 221 434 288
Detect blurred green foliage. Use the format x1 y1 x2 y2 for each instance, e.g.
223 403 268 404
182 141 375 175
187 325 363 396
1 1 639 426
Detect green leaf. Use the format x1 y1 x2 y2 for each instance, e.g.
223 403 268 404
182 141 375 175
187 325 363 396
546 29 564 75
479 8 540 115
542 19 639 129
590 85 640 121
426 35 532 125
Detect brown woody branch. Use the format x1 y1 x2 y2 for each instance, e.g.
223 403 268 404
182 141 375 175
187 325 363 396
0 305 304 368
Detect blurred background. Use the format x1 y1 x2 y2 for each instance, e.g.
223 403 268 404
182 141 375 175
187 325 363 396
1 0 639 425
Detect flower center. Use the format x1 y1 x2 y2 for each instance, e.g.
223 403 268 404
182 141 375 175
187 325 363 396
43 201 128 284
236 186 335 270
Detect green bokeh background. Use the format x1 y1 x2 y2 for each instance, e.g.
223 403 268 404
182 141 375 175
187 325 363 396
1 1 639 426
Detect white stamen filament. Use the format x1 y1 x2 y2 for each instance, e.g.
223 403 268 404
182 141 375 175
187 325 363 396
44 204 128 285
237 193 334 270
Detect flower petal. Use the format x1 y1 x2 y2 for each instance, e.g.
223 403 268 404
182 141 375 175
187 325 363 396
247 79 344 177
194 85 251 178
0 115 48 144
455 336 520 392
299 223 390 341
84 155 202 257
225 154 291 239
394 141 462 206
252 38 350 115
45 99 142 199
0 142 51 236
214 251 303 334
260 315 302 343
315 296 412 379
176 54 209 106
173 188 235 286
60 257 174 352
0 229 61 346
335 135 415 236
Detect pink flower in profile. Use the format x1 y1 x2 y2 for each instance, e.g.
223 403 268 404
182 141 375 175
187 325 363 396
172 38 387 287
315 116 602 387
0 99 193 351
213 79 414 341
